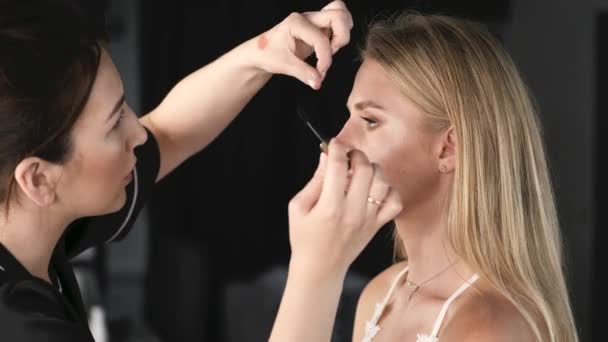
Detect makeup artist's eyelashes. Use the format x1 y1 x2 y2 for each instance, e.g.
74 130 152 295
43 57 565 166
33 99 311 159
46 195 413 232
361 116 379 129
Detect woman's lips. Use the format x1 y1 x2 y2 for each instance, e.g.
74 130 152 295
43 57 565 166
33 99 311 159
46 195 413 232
124 159 137 183
124 172 133 184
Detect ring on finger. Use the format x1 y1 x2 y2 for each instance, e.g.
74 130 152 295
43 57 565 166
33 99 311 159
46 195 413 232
367 196 384 206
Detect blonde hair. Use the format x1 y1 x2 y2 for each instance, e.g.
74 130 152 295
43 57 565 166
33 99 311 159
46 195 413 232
361 13 578 342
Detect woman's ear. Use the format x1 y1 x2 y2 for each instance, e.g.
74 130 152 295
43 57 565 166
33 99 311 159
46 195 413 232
437 127 457 173
13 157 61 207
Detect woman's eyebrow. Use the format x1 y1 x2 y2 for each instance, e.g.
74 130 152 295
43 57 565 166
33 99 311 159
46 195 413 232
352 100 385 111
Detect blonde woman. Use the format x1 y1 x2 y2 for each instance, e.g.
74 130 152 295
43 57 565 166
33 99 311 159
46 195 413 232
271 12 578 342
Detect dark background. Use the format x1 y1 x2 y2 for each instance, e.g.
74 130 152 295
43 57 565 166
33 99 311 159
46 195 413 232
71 0 602 341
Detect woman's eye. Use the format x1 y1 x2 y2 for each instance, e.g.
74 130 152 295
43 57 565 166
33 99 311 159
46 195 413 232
113 108 126 129
361 116 379 129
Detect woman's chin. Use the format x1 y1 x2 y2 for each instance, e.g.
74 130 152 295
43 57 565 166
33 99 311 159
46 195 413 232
111 188 128 211
97 188 128 215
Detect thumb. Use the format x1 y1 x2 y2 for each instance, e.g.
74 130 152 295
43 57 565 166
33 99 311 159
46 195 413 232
374 188 403 229
290 153 327 214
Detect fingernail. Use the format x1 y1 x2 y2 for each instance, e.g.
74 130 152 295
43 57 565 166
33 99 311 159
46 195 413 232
308 79 318 89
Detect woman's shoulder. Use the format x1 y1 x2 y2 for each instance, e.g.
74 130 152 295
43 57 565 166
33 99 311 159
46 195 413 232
352 261 408 341
0 278 69 317
443 280 536 341
0 279 94 341
360 261 408 304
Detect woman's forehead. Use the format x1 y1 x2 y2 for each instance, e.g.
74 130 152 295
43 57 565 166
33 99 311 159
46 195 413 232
78 49 124 125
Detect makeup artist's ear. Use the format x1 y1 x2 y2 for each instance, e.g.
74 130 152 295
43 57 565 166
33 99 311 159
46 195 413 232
437 127 457 173
14 157 61 207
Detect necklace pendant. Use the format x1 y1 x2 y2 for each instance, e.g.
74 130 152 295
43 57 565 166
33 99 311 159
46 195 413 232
406 281 419 301
406 281 419 292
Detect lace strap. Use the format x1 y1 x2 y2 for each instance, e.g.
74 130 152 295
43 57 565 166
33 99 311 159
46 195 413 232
429 273 480 337
380 266 410 307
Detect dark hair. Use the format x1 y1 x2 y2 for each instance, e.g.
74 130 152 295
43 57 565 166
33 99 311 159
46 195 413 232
0 0 107 210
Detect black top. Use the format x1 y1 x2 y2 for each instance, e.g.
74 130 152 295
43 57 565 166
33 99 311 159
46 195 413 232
0 128 161 341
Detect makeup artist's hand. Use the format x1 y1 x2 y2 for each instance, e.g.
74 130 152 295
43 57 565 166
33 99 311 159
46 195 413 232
269 140 402 342
251 1 353 89
287 139 403 276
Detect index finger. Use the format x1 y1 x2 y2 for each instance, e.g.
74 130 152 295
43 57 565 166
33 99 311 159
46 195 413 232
305 10 352 55
289 14 333 75
318 139 351 206
322 0 348 11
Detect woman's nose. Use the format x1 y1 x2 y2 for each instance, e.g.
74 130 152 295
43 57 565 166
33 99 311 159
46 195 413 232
132 120 148 149
335 121 354 145
127 113 148 151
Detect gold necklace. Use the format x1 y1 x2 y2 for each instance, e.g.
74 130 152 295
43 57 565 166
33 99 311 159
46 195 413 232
405 261 458 301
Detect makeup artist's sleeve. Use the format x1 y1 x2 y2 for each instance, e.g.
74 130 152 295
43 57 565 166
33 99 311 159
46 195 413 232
62 127 161 259
0 280 95 341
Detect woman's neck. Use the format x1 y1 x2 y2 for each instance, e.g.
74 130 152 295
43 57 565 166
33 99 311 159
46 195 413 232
0 204 69 283
393 200 474 295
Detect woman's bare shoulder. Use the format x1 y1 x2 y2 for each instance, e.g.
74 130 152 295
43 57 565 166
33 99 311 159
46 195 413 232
352 261 408 341
444 283 536 342
361 261 408 302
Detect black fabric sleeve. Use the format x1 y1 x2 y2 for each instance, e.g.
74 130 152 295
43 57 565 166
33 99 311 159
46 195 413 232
64 128 161 259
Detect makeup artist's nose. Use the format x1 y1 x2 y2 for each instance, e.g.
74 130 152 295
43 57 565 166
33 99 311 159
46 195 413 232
126 112 148 151
131 120 148 149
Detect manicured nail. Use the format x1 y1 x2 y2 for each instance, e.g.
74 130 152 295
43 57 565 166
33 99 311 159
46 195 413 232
308 79 318 89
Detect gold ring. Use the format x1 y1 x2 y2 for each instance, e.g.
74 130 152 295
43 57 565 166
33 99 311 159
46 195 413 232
367 196 383 206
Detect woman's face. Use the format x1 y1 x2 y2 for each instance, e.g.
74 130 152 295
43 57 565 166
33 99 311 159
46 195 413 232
57 48 148 217
336 59 445 211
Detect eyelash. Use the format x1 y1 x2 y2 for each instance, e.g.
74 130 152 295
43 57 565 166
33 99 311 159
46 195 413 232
361 116 379 129
113 108 126 130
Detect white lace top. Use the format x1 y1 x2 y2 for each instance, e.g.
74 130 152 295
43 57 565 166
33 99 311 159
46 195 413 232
362 266 480 342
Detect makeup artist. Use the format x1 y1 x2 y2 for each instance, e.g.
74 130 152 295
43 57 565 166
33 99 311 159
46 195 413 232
0 1 402 340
